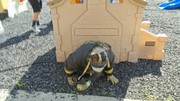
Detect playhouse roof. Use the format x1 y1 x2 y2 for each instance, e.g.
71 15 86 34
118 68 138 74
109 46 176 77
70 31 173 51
47 0 147 7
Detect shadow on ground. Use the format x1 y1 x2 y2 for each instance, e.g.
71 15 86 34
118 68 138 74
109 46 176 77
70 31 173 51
0 21 53 49
0 10 8 21
9 48 162 98
0 30 32 49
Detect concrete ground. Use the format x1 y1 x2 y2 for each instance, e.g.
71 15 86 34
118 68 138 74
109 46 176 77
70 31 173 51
0 89 144 101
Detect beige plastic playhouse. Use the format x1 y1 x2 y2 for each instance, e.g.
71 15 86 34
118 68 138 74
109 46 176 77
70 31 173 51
0 0 7 13
47 0 168 63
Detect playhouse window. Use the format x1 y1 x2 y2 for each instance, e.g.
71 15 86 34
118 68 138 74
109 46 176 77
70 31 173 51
110 0 123 3
71 0 83 4
145 41 155 46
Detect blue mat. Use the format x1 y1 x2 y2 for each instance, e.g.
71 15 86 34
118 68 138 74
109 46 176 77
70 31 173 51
159 0 180 10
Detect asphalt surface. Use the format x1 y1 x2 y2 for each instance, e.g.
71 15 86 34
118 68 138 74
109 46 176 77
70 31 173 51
0 0 180 101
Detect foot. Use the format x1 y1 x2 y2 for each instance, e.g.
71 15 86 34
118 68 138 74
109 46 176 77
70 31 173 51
31 25 41 33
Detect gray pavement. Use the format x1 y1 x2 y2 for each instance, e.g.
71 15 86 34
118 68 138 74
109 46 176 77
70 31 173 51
0 89 144 101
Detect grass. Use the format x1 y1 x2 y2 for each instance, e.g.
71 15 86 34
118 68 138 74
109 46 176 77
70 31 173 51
143 89 176 101
15 81 28 89
163 95 176 101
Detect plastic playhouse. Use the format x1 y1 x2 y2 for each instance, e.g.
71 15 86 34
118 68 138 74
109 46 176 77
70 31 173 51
0 0 28 18
47 0 168 63
0 0 7 13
